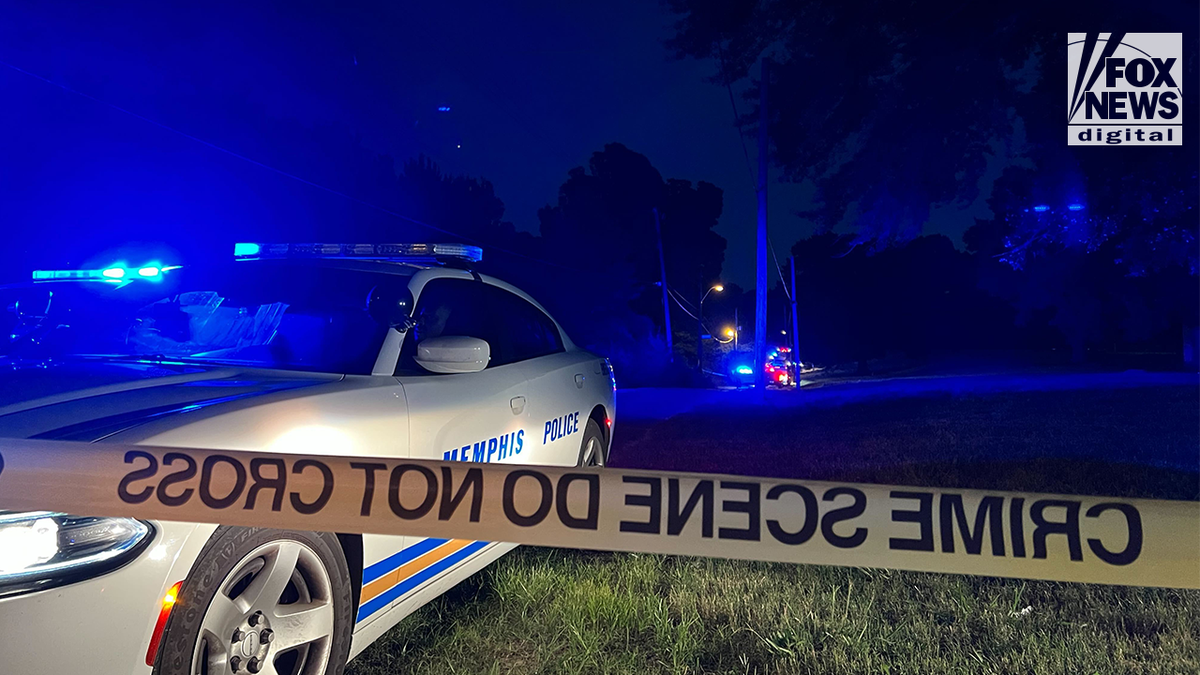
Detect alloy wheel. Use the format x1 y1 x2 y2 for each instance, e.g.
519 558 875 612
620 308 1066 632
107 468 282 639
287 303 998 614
192 540 335 675
582 435 606 467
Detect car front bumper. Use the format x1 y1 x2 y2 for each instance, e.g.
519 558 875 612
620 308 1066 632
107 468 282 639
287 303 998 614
0 521 211 674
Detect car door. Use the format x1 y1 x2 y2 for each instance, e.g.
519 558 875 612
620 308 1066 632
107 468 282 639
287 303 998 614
398 276 534 466
361 276 533 620
478 283 591 467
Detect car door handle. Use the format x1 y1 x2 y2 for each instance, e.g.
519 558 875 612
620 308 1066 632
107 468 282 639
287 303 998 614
510 396 526 415
574 374 585 389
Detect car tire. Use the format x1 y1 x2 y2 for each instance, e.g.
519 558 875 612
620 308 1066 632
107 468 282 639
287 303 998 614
154 527 354 675
576 417 607 467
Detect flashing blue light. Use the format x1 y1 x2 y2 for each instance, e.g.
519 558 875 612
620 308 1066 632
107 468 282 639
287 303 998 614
1067 203 1084 211
33 264 178 283
1032 205 1050 212
437 106 451 112
234 243 261 258
735 365 754 375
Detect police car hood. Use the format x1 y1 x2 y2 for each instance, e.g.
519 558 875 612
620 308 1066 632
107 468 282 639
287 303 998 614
0 358 339 441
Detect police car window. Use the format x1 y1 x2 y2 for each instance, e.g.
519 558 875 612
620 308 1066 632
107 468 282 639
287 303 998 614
397 278 491 373
483 284 563 362
0 262 397 375
396 278 562 374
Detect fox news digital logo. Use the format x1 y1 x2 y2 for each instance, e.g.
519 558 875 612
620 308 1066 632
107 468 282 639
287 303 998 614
1067 32 1182 146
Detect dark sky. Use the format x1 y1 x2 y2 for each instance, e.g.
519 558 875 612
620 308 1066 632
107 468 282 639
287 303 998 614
1 0 995 286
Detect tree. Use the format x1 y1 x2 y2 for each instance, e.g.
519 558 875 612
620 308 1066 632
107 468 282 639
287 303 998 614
537 143 726 332
662 177 727 301
536 143 727 378
669 2 1197 362
967 161 1198 362
664 1 1197 249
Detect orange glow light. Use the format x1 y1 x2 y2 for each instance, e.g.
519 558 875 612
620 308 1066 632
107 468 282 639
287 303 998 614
146 581 184 667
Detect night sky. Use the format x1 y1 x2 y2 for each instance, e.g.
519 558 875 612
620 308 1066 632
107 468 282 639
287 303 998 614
2 0 1000 286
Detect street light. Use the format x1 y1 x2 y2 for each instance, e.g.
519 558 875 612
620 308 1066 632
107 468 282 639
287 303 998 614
698 283 723 374
700 283 723 307
724 326 738 349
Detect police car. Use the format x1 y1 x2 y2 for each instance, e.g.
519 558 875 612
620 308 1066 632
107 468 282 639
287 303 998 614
765 348 795 387
0 243 616 675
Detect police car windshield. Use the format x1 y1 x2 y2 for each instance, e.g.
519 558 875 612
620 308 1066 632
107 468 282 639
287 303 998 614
1 261 409 375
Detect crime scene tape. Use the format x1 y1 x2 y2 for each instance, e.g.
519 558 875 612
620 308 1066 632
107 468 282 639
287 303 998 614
0 438 1196 589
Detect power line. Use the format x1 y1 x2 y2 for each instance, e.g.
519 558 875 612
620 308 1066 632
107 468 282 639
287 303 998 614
667 284 700 314
666 285 733 342
0 59 575 271
666 287 701 321
716 42 759 192
769 239 791 301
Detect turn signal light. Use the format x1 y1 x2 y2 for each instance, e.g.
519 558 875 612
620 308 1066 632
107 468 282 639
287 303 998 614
146 580 183 667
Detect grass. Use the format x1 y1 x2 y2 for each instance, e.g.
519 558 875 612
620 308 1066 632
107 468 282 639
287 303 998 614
348 383 1199 674
348 548 1200 674
614 385 1199 500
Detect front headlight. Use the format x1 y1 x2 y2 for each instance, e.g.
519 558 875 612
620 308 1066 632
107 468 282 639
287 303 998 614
0 511 153 596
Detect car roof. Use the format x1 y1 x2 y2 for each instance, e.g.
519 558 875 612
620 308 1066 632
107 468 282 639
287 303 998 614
225 262 556 325
232 258 427 276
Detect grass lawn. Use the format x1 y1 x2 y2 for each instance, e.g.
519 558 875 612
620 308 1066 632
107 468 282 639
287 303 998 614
614 385 1200 500
348 383 1200 674
348 548 1199 674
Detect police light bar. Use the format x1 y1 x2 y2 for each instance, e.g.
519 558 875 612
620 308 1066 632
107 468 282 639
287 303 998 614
31 265 179 283
234 242 483 263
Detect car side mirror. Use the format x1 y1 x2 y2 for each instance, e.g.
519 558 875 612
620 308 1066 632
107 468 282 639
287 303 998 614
414 336 490 374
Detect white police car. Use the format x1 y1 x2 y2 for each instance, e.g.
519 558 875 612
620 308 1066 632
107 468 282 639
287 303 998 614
0 243 616 675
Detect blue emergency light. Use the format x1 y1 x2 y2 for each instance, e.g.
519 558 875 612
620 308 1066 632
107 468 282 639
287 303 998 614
32 264 179 283
233 242 483 264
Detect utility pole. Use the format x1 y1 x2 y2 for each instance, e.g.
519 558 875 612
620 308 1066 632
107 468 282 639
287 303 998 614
790 254 800 381
653 207 673 359
754 57 770 392
698 280 723 375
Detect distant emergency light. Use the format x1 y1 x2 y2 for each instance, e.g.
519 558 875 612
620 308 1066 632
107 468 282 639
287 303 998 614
234 242 483 264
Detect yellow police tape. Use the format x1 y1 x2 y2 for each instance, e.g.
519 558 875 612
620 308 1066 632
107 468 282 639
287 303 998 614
0 438 1196 588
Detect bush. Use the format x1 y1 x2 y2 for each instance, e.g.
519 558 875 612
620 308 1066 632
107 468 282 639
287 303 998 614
581 315 706 388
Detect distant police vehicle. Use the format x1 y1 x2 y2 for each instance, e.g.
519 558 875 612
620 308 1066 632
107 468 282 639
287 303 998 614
765 347 795 387
0 243 616 675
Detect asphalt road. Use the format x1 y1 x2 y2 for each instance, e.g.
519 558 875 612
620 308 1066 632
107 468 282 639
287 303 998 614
609 370 1199 500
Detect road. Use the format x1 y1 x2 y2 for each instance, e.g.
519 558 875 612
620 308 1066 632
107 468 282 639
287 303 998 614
609 370 1199 500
